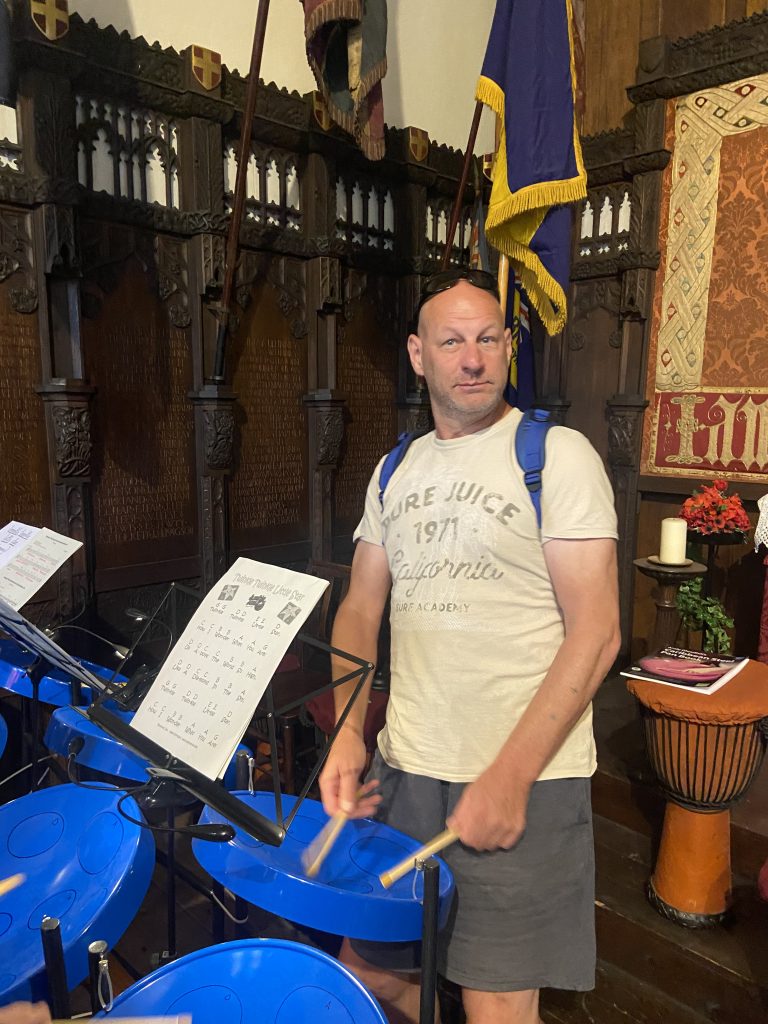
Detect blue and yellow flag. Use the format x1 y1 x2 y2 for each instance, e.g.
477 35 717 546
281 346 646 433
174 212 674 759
476 0 586 335
505 276 536 411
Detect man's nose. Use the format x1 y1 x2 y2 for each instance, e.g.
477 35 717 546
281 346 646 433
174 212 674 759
461 341 485 373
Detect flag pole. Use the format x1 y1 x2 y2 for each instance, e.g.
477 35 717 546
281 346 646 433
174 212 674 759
440 99 484 270
212 0 272 383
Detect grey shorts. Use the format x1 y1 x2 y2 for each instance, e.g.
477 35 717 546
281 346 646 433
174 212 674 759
350 751 596 993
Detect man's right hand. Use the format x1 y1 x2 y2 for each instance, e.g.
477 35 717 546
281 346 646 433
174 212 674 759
318 726 380 818
0 1002 52 1024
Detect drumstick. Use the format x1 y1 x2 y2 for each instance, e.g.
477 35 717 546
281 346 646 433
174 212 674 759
0 873 24 898
302 786 368 878
302 810 348 878
379 829 458 889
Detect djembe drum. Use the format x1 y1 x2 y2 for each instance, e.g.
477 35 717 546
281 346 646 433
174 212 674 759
627 659 768 926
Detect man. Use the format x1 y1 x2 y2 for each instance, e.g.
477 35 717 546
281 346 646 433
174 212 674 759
319 268 620 1024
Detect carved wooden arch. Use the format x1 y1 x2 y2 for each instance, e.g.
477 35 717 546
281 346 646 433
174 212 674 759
79 221 191 329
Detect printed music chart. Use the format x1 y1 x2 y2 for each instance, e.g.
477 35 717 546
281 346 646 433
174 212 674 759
131 557 329 780
0 522 82 610
0 521 39 569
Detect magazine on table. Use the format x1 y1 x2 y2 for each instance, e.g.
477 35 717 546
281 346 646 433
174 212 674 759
620 646 749 695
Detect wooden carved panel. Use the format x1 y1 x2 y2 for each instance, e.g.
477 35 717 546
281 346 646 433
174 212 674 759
83 260 196 574
0 283 49 527
335 293 398 534
229 280 308 552
562 279 623 462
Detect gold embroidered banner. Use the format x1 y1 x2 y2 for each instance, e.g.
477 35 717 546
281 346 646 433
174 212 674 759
643 75 768 481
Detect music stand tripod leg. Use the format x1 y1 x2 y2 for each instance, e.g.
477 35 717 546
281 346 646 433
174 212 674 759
28 660 44 792
41 916 71 1021
165 804 177 962
419 858 440 1024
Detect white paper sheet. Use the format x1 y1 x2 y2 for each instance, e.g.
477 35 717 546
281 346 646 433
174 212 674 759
130 557 330 780
0 526 82 610
0 521 39 569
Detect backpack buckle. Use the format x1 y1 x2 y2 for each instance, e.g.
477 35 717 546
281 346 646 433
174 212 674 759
523 469 542 492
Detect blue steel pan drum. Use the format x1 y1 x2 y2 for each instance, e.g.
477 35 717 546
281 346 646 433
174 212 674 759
0 639 37 693
0 783 154 1004
0 638 127 707
194 793 455 942
44 706 253 790
38 658 127 706
97 938 387 1024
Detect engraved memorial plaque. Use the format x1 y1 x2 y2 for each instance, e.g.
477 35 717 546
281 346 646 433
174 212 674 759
336 295 398 532
0 283 49 528
83 260 197 573
230 282 308 551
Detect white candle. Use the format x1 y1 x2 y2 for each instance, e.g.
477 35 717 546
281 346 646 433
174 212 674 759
659 517 688 564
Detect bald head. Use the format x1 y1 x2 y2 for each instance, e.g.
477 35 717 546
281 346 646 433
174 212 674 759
417 280 504 338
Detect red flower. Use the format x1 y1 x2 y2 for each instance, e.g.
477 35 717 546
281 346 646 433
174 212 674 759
680 480 750 536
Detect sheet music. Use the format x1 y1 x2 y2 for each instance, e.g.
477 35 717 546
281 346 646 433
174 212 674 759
130 557 329 780
0 527 82 610
0 521 39 569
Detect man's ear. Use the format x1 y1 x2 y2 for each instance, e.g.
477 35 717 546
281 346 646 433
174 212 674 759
504 326 513 364
407 333 424 376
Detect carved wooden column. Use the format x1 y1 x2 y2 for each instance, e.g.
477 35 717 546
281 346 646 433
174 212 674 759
180 108 236 590
16 45 95 617
304 256 345 561
396 156 430 434
190 385 235 590
188 231 235 590
37 381 95 617
608 96 670 654
397 273 431 435
608 389 648 651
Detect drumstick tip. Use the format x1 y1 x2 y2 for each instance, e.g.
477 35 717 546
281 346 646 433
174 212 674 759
0 873 25 896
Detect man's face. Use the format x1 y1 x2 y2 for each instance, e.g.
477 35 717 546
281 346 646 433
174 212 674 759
407 281 512 428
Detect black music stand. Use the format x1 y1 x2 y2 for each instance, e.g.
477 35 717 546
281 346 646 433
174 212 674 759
0 596 284 846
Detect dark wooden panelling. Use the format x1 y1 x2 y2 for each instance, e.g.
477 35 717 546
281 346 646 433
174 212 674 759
0 281 49 527
229 279 309 554
83 257 197 577
583 0 751 135
335 292 399 535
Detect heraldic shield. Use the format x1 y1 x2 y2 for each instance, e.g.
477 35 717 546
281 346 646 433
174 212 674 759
191 46 222 91
30 0 69 41
312 91 332 132
408 128 429 163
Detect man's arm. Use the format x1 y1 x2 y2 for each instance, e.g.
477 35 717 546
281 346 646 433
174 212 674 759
448 536 620 851
318 539 392 818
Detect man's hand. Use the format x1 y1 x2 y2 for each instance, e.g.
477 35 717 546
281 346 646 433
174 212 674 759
318 726 381 819
0 1002 52 1024
447 766 531 852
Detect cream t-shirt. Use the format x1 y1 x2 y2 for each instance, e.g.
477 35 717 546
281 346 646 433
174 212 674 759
353 408 618 783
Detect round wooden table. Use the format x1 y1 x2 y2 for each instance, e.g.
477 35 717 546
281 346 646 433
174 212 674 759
633 557 707 651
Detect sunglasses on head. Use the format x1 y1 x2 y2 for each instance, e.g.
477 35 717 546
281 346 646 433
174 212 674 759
415 268 500 318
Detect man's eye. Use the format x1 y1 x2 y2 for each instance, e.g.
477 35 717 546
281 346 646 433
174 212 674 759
442 338 458 347
480 336 496 344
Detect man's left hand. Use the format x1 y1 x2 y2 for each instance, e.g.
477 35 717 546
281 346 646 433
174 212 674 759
447 767 530 852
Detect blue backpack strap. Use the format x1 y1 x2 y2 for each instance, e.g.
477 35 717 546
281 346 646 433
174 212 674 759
514 407 552 529
379 432 418 510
